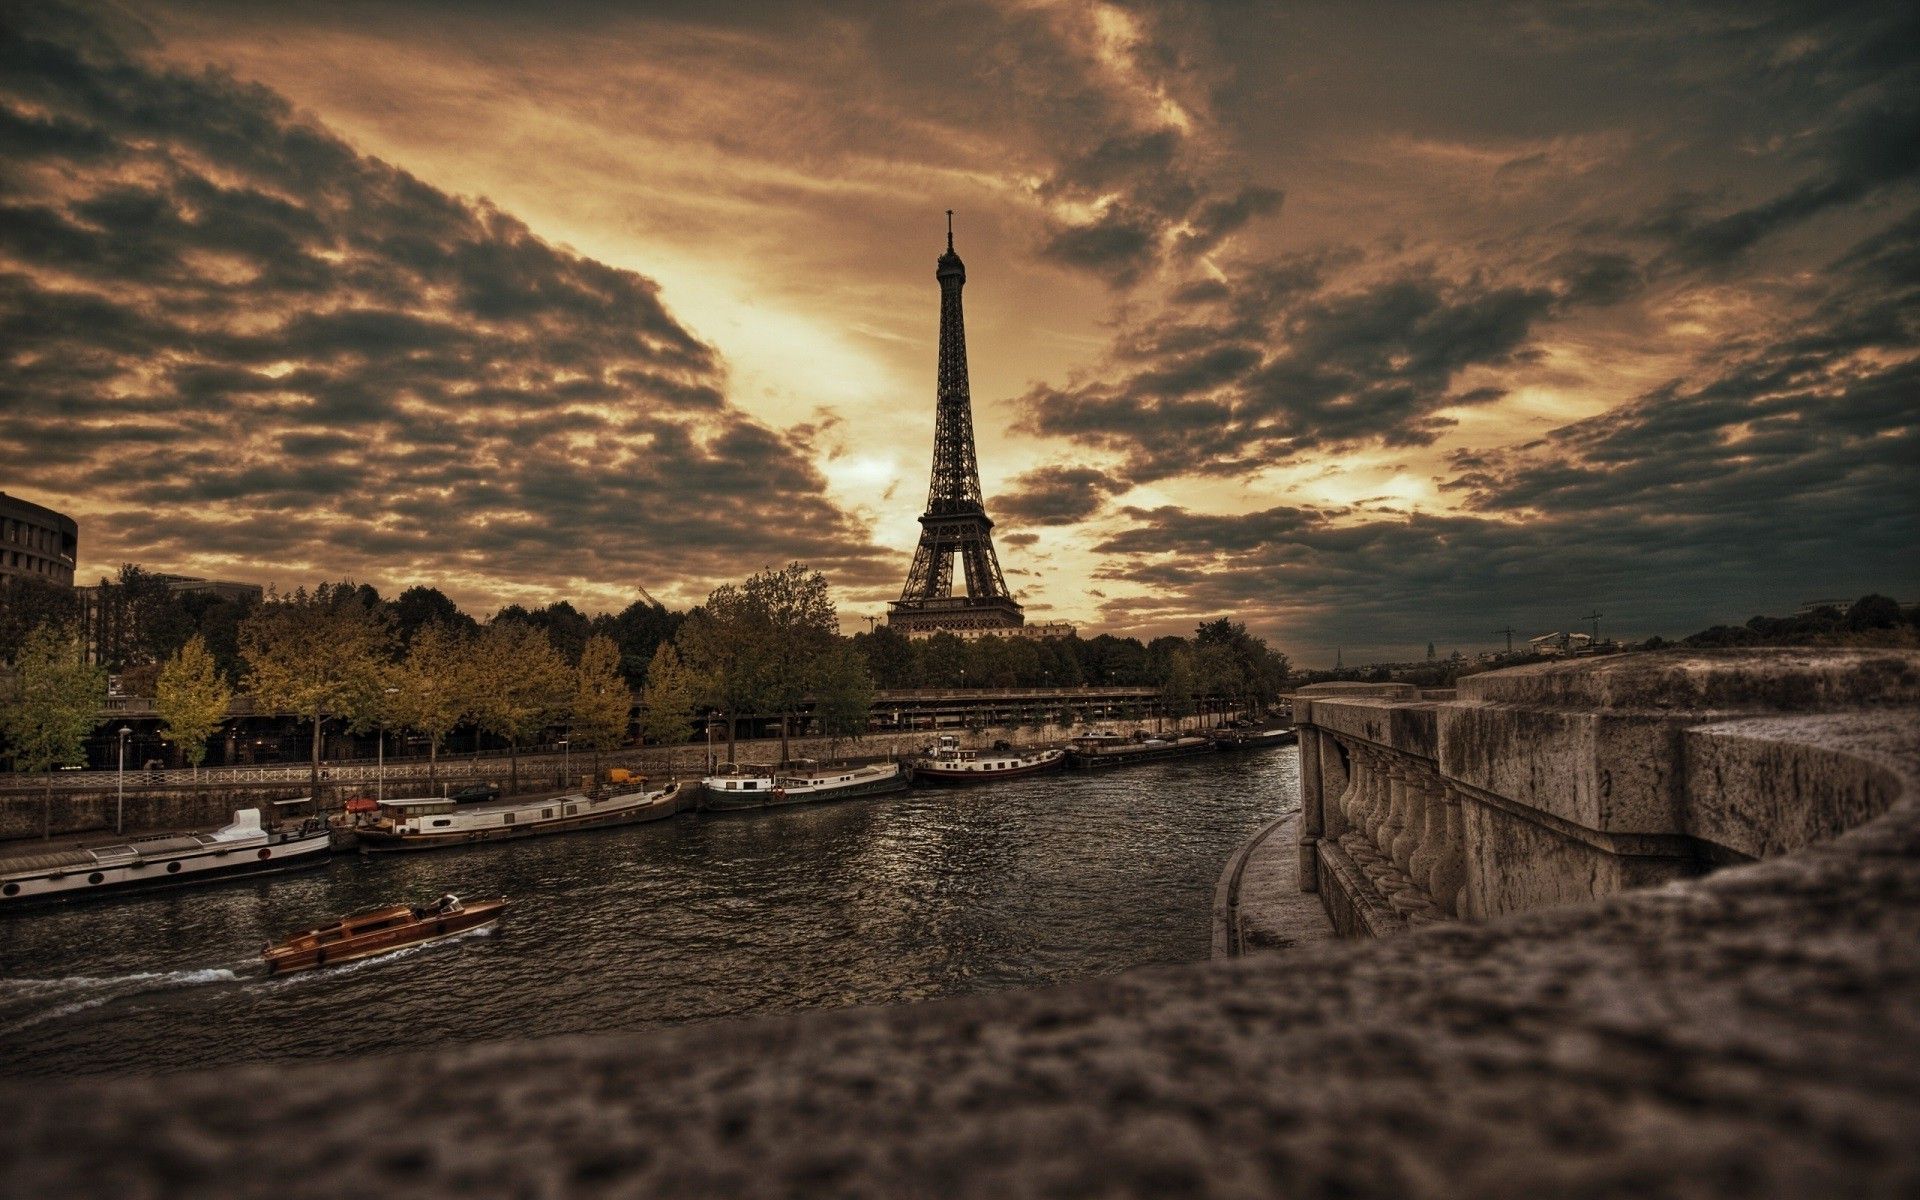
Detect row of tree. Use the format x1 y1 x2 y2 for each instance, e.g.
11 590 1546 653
3 559 1293 786
0 565 683 688
850 617 1291 714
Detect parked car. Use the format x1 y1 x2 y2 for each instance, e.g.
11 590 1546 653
450 782 501 805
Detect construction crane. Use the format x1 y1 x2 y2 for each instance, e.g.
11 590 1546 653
1581 611 1603 642
1493 626 1516 654
635 585 662 609
863 615 880 633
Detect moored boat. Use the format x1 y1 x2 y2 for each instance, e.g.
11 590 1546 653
701 759 907 810
908 735 1067 785
261 894 507 975
1064 729 1216 770
350 780 690 852
0 807 332 909
1211 724 1299 750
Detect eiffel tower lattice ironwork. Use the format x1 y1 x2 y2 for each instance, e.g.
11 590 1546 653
888 213 1025 635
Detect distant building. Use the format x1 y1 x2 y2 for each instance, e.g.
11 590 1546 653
0 492 78 588
1795 598 1853 615
161 575 264 605
901 619 1077 643
1529 631 1594 656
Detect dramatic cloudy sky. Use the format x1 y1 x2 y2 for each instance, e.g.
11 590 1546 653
2 1 1914 662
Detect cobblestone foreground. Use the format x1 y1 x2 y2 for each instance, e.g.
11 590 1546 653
5 767 1916 1197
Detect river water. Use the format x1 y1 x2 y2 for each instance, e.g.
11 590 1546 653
0 747 1297 1076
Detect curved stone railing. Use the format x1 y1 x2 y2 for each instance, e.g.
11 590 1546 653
1295 650 1920 936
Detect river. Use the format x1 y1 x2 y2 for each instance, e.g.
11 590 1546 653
0 747 1297 1076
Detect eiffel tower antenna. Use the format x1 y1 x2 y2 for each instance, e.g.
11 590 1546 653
1493 625 1515 653
888 215 1024 636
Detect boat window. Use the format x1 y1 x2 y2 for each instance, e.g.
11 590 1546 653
565 805 577 815
431 819 452 827
3 883 18 896
543 809 553 819
745 782 758 790
88 872 104 884
504 812 516 824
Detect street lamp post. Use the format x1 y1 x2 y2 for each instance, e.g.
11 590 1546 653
378 686 398 803
705 713 718 775
559 738 570 791
116 726 132 834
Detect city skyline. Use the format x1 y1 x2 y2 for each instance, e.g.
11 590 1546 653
3 1 1915 664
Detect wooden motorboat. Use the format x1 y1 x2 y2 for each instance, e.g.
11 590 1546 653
908 735 1067 785
261 894 507 975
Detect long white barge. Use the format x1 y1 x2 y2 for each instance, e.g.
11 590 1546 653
351 781 692 852
700 760 907 810
907 736 1067 785
0 808 332 909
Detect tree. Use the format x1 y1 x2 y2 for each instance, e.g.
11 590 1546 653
639 642 701 749
1161 648 1197 724
676 563 840 763
0 577 81 662
239 584 393 804
465 619 571 794
155 634 231 776
570 634 633 785
2 622 104 772
390 585 475 647
388 622 472 788
89 564 194 672
812 644 875 759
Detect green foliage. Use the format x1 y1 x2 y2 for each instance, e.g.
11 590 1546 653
465 619 571 758
89 564 196 671
811 644 875 745
569 634 632 752
154 634 231 769
391 586 475 647
639 641 702 746
1 622 104 772
239 583 394 787
0 577 81 661
677 562 839 718
388 622 472 775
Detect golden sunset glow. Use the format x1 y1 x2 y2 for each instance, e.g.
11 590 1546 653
3 1 1914 661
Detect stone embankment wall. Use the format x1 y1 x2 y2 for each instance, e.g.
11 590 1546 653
0 715 1237 842
1288 650 1919 937
4 651 1919 1196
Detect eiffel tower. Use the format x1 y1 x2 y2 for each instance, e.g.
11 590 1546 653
887 214 1025 636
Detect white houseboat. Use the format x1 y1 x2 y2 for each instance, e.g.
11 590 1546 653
700 760 907 811
0 807 332 908
352 781 691 852
908 735 1066 785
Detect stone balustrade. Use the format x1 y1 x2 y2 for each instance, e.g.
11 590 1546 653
1294 650 1920 937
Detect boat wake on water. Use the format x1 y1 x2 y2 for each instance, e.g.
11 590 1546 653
0 924 503 1029
0 966 246 1035
253 921 499 989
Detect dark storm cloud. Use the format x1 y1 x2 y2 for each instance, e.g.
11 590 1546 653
1017 255 1557 481
990 464 1125 527
1088 211 1920 653
0 5 889 601
1664 102 1920 267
